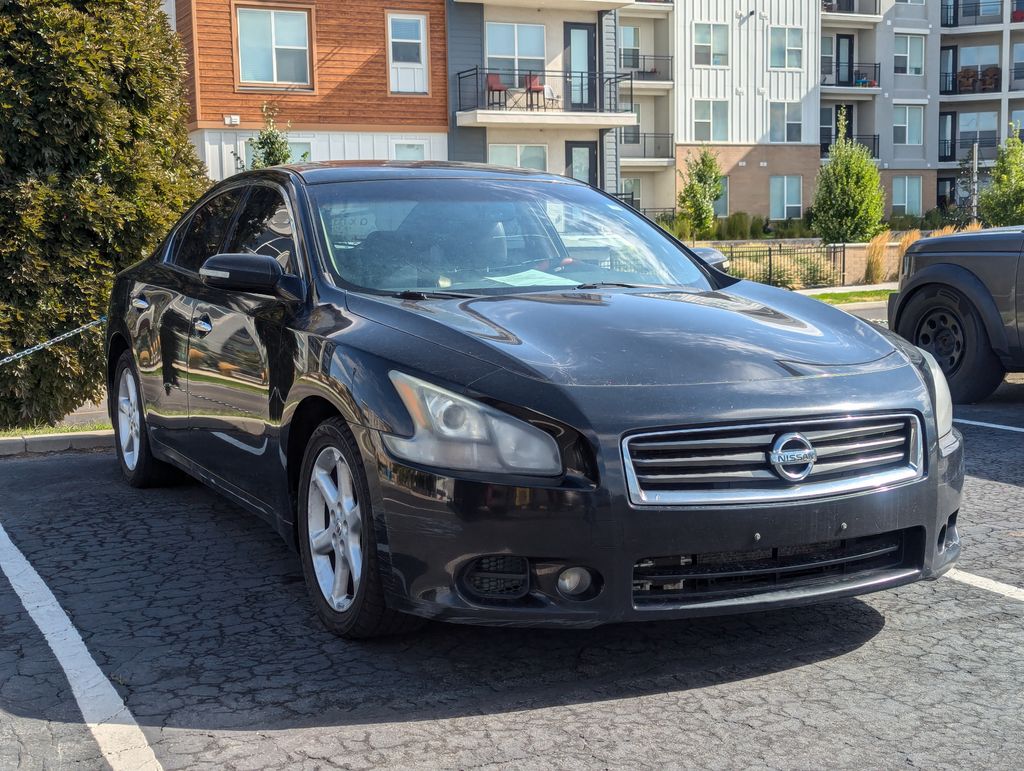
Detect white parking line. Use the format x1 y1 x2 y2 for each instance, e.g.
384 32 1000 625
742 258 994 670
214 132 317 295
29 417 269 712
954 418 1024 434
0 523 162 771
948 569 1024 603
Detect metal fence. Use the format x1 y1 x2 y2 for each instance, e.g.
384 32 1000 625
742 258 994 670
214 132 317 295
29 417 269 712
717 244 847 289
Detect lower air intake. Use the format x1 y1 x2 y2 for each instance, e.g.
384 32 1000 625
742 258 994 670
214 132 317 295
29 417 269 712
464 555 530 601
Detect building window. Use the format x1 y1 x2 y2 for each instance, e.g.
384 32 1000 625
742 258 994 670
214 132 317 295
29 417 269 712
892 176 923 216
621 177 641 209
620 26 640 69
694 100 728 141
237 8 310 85
770 102 802 142
821 36 834 78
694 23 728 67
488 144 547 171
288 142 311 162
713 177 729 218
895 1 926 5
391 141 427 161
387 13 428 93
487 23 545 84
893 105 924 145
769 27 802 69
894 34 924 76
769 176 802 220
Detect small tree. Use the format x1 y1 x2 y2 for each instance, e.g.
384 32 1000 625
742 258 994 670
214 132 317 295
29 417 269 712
677 148 722 238
0 0 209 428
978 128 1024 226
812 109 885 244
235 104 295 171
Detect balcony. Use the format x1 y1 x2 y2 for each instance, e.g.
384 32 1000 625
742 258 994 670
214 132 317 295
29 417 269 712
941 1 1005 27
619 0 673 17
940 65 1002 94
455 68 637 129
821 0 882 27
618 131 674 165
453 0 632 11
939 135 1001 162
1010 62 1024 89
619 53 672 93
819 131 880 159
821 61 881 91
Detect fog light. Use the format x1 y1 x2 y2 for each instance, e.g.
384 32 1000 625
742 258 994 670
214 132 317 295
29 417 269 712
557 567 592 596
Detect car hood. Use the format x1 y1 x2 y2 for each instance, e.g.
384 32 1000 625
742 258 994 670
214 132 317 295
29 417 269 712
345 281 898 388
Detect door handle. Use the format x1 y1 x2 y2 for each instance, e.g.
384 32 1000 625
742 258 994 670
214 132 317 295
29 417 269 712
131 295 150 311
193 317 213 336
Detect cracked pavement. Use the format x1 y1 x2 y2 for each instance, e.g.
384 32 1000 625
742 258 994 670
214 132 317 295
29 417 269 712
1 379 1023 769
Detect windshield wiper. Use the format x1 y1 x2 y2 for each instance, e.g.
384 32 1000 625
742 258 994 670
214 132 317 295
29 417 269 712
573 282 644 290
391 289 476 300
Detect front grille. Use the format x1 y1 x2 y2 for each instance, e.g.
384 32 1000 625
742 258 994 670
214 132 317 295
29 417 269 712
633 529 914 607
622 414 922 506
463 556 530 601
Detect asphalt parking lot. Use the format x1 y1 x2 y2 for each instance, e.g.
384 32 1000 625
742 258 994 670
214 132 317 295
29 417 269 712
2 388 1023 767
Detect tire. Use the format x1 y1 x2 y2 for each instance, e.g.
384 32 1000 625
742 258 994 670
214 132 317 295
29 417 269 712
112 351 178 487
897 285 1005 404
297 417 423 639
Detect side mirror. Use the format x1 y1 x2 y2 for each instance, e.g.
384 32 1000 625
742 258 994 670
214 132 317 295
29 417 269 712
199 253 289 296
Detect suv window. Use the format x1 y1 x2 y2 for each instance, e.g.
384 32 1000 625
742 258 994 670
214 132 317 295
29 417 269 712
226 186 299 275
170 189 245 273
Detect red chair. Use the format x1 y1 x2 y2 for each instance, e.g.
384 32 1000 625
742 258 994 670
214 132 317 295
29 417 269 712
1013 9 1024 22
485 73 508 109
524 74 544 110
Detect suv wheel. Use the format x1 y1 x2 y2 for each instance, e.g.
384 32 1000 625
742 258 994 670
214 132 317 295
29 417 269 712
898 285 1005 403
297 417 423 639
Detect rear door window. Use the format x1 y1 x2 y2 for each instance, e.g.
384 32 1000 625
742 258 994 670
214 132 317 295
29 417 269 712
169 189 245 273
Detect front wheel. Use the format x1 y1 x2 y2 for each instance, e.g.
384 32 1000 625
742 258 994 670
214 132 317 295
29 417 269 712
297 418 423 639
897 285 1005 404
112 351 177 487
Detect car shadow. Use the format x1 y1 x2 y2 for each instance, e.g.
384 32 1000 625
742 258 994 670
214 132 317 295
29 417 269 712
0 453 886 732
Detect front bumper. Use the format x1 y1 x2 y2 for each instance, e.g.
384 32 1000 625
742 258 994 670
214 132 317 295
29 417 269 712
366 428 964 628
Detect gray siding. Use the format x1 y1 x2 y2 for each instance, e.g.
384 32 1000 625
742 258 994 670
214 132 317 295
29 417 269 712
600 10 619 193
447 0 486 163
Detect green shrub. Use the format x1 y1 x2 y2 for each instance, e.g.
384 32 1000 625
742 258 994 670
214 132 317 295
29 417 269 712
748 215 768 239
979 131 1024 226
724 212 751 240
0 0 209 428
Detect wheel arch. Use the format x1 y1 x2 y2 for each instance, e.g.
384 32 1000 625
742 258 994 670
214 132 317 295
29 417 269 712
893 264 1010 359
106 332 131 422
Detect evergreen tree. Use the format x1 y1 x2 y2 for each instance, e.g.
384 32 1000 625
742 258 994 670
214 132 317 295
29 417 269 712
0 0 209 428
677 148 722 238
812 109 885 244
978 128 1024 227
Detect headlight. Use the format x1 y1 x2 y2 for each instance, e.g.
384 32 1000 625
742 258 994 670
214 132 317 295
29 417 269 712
382 372 562 475
919 349 953 438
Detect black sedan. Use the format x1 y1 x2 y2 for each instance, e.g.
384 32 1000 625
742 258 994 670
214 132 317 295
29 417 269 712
105 162 963 638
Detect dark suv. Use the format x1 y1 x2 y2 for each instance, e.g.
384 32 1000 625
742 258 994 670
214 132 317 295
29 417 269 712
889 227 1023 403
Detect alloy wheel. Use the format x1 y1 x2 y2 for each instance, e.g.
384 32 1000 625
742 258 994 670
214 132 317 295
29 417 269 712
306 446 363 612
117 368 141 471
915 307 965 375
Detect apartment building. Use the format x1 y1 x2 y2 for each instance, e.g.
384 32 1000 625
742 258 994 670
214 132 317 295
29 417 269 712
166 0 450 180
446 0 638 193
937 0 1024 210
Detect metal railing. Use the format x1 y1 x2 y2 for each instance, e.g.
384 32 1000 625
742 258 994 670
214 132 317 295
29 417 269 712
940 65 1003 94
618 131 673 158
619 53 673 81
822 0 880 14
722 244 847 289
939 135 1001 162
1009 62 1024 89
941 1 1004 26
456 67 633 114
819 132 880 158
821 61 880 88
641 208 676 223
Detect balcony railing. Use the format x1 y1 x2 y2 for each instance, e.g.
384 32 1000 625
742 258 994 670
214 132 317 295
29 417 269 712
942 1 1004 26
821 61 880 88
1010 62 1024 89
939 65 1002 94
618 131 673 158
939 135 1001 162
822 0 880 14
619 53 672 81
819 131 879 158
456 67 632 114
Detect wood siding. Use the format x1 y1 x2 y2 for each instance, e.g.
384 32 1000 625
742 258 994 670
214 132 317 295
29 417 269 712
180 0 448 131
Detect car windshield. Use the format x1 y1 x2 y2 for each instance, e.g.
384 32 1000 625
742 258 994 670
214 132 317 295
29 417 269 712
310 177 713 295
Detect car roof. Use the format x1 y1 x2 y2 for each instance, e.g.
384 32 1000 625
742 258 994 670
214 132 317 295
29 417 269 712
243 160 582 186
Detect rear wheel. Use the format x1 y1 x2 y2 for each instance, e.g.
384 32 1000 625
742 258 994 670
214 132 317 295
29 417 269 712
297 417 423 639
898 285 1005 403
112 351 176 487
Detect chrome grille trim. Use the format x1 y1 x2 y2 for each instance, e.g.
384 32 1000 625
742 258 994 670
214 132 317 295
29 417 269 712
622 414 924 506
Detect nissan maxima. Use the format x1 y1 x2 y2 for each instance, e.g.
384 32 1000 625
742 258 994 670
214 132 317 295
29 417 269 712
105 163 963 638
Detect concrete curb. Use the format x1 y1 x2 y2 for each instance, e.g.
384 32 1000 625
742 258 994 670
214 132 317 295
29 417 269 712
797 283 898 296
0 429 114 457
